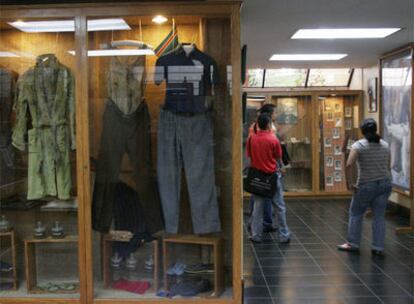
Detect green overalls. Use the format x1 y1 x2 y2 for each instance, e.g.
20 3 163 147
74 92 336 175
12 54 75 200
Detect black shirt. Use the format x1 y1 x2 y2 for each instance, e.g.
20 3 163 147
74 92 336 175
155 45 219 113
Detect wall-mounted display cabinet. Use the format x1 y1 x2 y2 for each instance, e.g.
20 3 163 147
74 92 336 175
243 90 363 197
0 1 243 303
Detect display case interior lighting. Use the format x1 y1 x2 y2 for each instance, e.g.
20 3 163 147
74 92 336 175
270 54 347 61
0 51 20 57
152 15 168 24
68 49 155 57
8 18 131 33
291 28 401 39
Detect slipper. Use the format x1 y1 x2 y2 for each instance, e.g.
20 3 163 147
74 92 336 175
337 243 359 253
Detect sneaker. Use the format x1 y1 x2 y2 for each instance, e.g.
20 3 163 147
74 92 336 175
0 261 13 272
337 243 360 253
144 255 154 271
184 263 214 274
166 262 186 276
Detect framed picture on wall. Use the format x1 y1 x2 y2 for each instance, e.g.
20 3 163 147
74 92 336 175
368 77 378 113
276 98 298 124
380 46 413 196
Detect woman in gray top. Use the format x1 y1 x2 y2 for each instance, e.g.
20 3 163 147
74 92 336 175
338 119 391 256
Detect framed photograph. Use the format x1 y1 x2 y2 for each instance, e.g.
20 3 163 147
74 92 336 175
335 118 342 127
334 172 342 182
326 176 334 186
381 47 413 194
368 77 378 113
327 112 333 121
334 160 342 170
334 103 341 112
334 145 342 155
345 119 352 130
332 128 340 139
325 105 332 111
276 98 298 124
324 137 332 147
345 107 352 117
326 156 333 167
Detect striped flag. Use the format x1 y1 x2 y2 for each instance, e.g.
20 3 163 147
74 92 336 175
154 26 179 57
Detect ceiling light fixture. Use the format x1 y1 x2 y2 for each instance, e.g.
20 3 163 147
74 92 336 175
68 49 155 57
152 15 168 24
291 28 401 39
8 18 131 33
270 54 347 61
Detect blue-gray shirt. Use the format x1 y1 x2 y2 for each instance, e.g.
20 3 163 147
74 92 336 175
351 139 390 185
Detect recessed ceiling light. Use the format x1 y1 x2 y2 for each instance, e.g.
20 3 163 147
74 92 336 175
68 49 155 57
152 15 168 24
8 18 130 33
270 54 347 61
291 28 401 39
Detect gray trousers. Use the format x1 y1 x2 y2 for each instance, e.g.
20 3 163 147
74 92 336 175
157 108 221 234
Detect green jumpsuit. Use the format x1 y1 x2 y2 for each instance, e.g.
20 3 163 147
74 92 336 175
12 54 76 200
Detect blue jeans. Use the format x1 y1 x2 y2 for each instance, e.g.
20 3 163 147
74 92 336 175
252 174 290 241
347 178 392 251
249 196 274 229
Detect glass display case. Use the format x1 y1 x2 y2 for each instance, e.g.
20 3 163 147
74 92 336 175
0 2 242 303
0 18 80 298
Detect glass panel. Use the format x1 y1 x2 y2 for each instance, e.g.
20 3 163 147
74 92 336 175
308 68 352 87
319 95 359 192
0 19 79 298
246 69 263 87
87 15 233 300
272 96 312 192
264 69 307 87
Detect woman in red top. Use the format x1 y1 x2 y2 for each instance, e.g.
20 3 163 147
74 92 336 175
247 113 290 243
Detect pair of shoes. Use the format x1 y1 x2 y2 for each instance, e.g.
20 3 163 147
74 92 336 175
185 263 214 274
371 249 384 257
166 262 186 276
279 238 290 244
337 243 360 253
249 236 262 244
144 255 154 271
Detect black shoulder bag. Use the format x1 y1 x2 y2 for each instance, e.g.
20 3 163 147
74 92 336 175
243 138 277 198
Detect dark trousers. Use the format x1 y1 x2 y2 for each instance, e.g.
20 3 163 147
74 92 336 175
92 100 164 234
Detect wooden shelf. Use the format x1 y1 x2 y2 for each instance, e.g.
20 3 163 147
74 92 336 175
101 234 159 293
24 235 79 294
163 235 224 297
0 230 17 290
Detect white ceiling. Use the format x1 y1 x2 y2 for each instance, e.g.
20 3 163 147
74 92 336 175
241 0 414 69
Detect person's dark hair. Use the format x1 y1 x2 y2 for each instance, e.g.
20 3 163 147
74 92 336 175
360 118 381 143
257 113 271 130
259 104 276 115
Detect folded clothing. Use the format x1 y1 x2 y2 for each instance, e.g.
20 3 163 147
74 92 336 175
112 279 150 294
170 277 211 297
166 262 186 276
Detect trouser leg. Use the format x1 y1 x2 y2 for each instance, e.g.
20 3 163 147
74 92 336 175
251 195 265 240
347 193 369 248
181 113 221 234
92 103 125 233
274 174 290 241
127 102 164 234
157 109 182 234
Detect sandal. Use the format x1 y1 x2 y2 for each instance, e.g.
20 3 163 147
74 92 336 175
337 243 359 253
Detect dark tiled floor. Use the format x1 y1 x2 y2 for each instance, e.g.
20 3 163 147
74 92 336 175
243 199 414 304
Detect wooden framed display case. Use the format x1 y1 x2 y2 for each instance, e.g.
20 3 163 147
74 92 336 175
0 1 243 303
0 230 17 291
379 44 414 234
242 89 363 197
